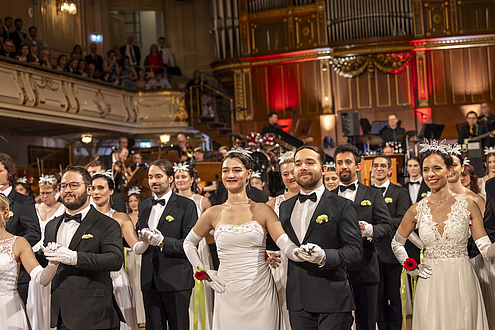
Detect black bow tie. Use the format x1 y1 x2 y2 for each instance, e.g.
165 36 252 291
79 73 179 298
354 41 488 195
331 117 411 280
339 183 356 192
64 213 82 223
298 192 317 203
409 181 420 185
374 186 386 193
152 199 166 206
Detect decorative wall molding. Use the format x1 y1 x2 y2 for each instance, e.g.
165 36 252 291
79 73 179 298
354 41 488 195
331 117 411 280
331 52 412 78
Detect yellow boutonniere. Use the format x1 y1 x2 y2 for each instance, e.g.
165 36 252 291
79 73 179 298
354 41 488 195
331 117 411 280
421 192 427 198
316 214 329 224
81 234 93 239
385 197 393 204
8 211 13 219
166 215 174 222
361 200 372 206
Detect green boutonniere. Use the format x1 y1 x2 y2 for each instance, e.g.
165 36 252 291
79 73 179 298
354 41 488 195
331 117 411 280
166 215 174 222
81 234 93 239
316 214 329 224
8 211 13 219
421 192 427 198
385 197 393 204
361 200 372 206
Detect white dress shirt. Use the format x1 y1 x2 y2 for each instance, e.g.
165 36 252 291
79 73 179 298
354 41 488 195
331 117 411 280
125 44 137 66
57 204 91 248
408 177 423 204
158 46 174 67
338 179 359 202
1 186 12 197
148 189 173 230
374 179 391 197
290 184 325 243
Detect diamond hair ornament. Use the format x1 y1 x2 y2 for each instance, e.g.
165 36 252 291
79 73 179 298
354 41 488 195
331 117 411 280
127 186 141 196
278 150 295 164
463 158 470 166
173 162 189 172
16 177 27 184
325 161 336 169
226 147 253 158
485 147 495 156
251 171 262 178
447 143 462 156
419 139 450 155
95 169 114 179
38 174 56 185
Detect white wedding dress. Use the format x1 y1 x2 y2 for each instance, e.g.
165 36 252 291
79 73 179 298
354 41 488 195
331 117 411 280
213 221 285 330
0 236 31 329
413 196 488 330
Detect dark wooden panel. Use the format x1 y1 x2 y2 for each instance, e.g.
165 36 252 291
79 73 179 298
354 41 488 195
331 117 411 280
375 69 392 108
251 21 289 55
450 49 467 104
356 73 371 109
468 47 484 103
458 1 495 34
295 15 317 49
251 66 270 120
488 46 495 102
334 72 352 111
395 66 412 106
430 50 447 105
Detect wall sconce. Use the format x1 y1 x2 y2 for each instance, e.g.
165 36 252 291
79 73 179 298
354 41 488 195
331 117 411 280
81 134 92 144
159 134 170 144
59 1 77 15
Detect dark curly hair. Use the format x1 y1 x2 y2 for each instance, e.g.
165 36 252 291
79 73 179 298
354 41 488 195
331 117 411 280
334 144 361 164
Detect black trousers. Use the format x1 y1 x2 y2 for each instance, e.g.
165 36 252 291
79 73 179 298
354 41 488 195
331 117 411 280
289 309 353 330
143 287 192 330
351 281 379 330
377 262 403 330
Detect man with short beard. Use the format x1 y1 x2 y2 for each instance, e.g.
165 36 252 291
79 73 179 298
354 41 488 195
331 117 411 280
333 144 394 330
38 165 124 329
136 159 198 330
277 145 362 330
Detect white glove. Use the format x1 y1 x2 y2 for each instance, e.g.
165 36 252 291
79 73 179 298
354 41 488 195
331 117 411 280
297 243 326 266
183 230 226 294
475 235 495 260
139 228 164 246
43 245 78 266
408 231 424 249
132 241 149 255
359 221 373 240
29 262 59 287
276 234 303 262
391 231 432 279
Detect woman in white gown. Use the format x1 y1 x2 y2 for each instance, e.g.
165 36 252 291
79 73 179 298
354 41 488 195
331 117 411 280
478 149 495 195
26 174 65 330
0 194 59 330
266 151 299 330
174 162 214 330
391 141 495 330
91 173 150 330
183 149 316 330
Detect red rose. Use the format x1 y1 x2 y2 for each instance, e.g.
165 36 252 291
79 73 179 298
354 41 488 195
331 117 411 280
265 251 269 260
195 270 207 281
404 258 418 271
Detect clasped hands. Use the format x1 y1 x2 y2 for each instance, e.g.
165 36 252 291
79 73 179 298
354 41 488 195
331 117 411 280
138 228 164 246
40 242 77 266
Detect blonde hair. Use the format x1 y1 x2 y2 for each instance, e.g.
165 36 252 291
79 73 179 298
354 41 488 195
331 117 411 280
0 194 10 227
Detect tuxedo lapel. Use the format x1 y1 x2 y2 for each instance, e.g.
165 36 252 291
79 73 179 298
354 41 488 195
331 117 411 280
355 183 367 205
139 199 153 229
69 208 99 250
46 215 64 243
302 190 331 243
281 196 299 246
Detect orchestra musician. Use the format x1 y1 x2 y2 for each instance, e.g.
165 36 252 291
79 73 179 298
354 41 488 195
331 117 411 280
458 111 486 145
261 111 283 137
479 102 495 147
380 114 406 151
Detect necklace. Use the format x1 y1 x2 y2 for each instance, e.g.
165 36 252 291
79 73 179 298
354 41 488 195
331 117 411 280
226 199 250 205
429 192 452 203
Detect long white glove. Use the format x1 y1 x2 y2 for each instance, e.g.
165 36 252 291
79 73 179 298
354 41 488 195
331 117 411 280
408 231 424 249
183 230 226 294
391 231 432 279
139 228 164 246
276 234 304 262
43 244 78 266
475 235 495 260
297 243 326 266
132 241 149 255
29 262 59 287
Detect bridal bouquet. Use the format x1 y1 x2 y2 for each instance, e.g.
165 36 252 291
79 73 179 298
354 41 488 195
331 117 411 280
195 266 212 282
403 257 418 271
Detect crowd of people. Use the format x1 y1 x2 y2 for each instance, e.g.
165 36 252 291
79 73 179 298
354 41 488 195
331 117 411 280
0 16 177 90
1 131 495 330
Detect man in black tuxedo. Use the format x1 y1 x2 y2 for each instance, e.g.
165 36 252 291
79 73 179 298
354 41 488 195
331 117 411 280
120 35 141 67
2 39 17 58
136 159 198 330
1 16 12 40
0 153 40 304
39 166 124 329
11 18 26 50
261 111 284 137
85 43 104 74
278 145 362 330
371 154 411 330
333 144 394 330
380 113 406 149
404 157 430 205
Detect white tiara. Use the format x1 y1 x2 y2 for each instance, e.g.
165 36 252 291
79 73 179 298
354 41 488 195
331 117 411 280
463 158 470 166
127 186 141 196
95 169 114 179
173 162 189 172
447 143 462 156
278 151 295 164
485 147 495 156
38 174 55 185
419 139 450 155
325 161 336 169
251 171 262 178
226 147 252 158
16 177 27 184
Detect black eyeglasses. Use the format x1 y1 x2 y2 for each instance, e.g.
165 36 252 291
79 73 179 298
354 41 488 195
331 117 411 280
60 182 86 191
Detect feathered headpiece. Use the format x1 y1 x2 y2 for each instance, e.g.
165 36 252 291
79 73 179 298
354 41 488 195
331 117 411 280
95 169 114 179
251 170 262 178
173 162 189 172
278 150 295 165
463 158 470 166
325 161 336 169
38 174 56 185
447 143 462 156
127 186 141 196
485 146 495 156
226 147 252 158
16 177 27 184
419 139 450 155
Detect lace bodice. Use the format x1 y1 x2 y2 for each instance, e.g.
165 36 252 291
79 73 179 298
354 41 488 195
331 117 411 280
0 236 19 296
274 195 286 217
416 195 471 260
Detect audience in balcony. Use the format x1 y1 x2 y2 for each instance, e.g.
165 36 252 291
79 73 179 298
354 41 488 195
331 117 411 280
77 60 89 77
66 58 79 74
120 56 137 89
16 44 34 63
87 63 99 79
120 35 140 68
40 48 51 69
1 16 12 40
85 43 103 74
148 69 171 89
30 45 40 64
135 69 148 90
102 70 120 85
55 54 67 71
103 49 121 83
21 26 43 55
143 44 163 74
158 37 174 68
11 18 25 49
2 39 16 58
72 44 84 60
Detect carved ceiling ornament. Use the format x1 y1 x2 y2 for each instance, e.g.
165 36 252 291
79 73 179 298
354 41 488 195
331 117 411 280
331 52 412 78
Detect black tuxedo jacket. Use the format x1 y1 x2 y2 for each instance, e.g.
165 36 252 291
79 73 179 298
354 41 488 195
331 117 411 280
278 189 362 313
11 30 26 49
39 206 124 329
6 189 40 246
333 183 394 283
120 44 141 65
137 192 198 292
85 53 103 73
404 179 430 205
375 183 411 264
380 127 406 146
468 177 495 258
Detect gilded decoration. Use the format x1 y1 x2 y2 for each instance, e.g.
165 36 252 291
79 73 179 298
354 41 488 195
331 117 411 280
94 90 111 118
174 97 188 122
331 52 412 78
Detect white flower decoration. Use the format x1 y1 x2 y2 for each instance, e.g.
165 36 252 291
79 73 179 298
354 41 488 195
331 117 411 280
278 150 295 165
447 143 462 156
419 139 449 155
463 158 470 166
127 186 141 196
484 147 495 156
16 177 27 184
325 161 336 169
251 171 262 178
38 174 56 185
173 162 189 172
